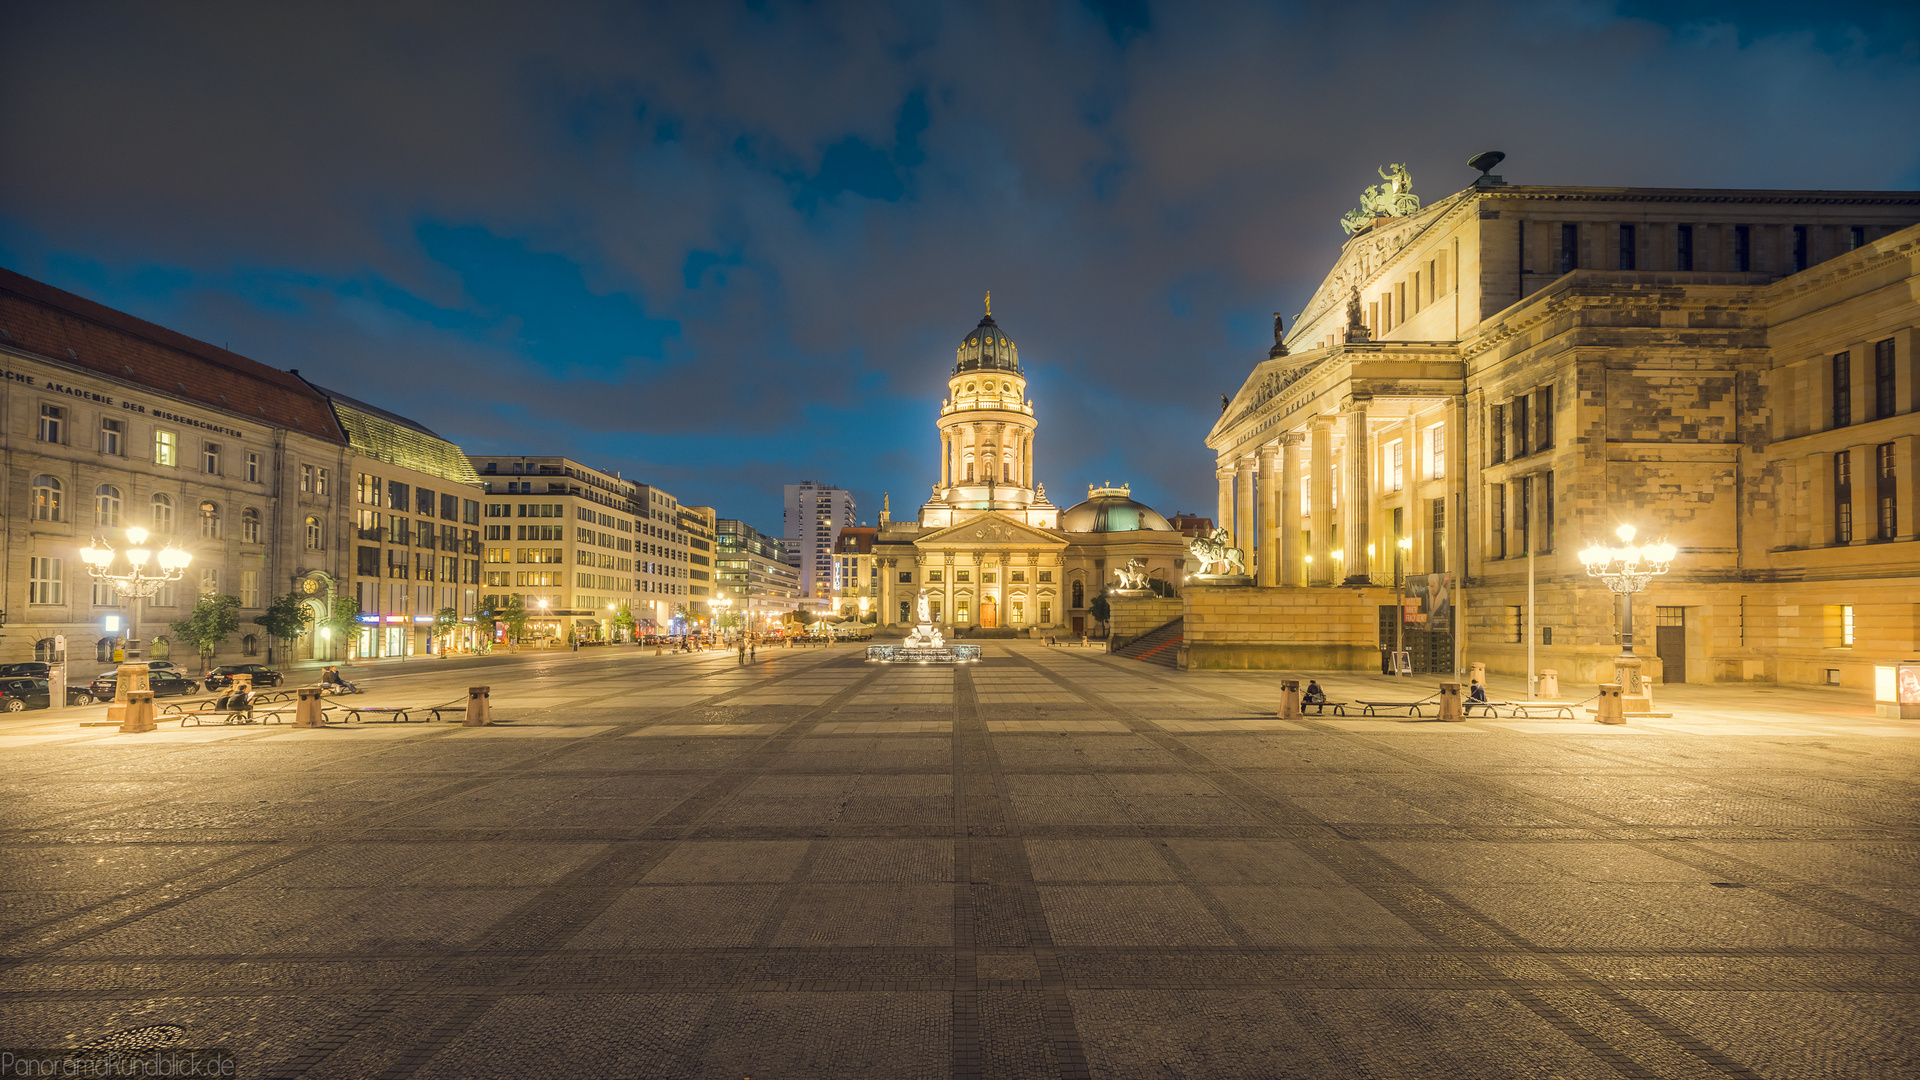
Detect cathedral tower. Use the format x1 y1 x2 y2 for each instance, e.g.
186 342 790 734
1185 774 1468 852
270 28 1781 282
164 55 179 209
920 296 1058 528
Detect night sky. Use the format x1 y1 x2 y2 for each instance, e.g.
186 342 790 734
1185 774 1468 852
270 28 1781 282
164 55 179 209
4 1 1916 537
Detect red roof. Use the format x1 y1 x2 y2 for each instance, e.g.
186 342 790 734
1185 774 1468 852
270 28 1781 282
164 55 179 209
0 268 346 443
835 527 877 553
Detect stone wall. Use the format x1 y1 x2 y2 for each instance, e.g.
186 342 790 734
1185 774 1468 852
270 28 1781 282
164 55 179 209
1180 585 1389 670
1107 595 1183 649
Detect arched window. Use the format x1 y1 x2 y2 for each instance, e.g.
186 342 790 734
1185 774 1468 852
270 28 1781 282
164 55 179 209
964 461 974 482
150 636 171 660
33 638 56 662
305 515 322 549
242 507 262 544
242 634 259 657
200 501 221 539
1072 579 1085 608
96 637 116 662
95 484 122 526
1003 462 1012 482
151 493 174 533
31 475 61 521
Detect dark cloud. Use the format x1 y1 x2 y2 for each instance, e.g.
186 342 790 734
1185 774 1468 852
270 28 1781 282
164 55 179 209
3 0 1916 532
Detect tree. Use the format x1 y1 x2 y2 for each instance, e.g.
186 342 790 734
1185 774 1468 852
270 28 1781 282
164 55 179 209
482 594 528 645
612 602 636 640
792 610 816 627
433 608 461 653
171 593 241 669
318 595 362 641
1089 588 1112 637
254 592 311 664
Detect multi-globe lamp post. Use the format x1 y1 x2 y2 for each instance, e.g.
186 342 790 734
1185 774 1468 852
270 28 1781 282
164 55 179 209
79 526 192 717
1578 524 1676 708
711 591 732 644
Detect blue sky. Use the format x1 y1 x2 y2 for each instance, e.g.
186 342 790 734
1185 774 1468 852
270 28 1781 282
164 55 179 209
3 0 1916 535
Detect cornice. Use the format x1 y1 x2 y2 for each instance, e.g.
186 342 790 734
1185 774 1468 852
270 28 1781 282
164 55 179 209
1472 186 1920 206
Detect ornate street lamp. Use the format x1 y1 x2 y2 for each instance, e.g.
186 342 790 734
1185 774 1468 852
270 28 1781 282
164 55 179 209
711 591 732 642
79 526 191 710
1577 524 1676 658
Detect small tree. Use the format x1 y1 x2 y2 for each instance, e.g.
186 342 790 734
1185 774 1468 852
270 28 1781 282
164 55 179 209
319 595 362 640
482 594 528 646
171 593 241 669
612 602 636 640
432 607 460 653
254 592 311 666
1089 589 1112 637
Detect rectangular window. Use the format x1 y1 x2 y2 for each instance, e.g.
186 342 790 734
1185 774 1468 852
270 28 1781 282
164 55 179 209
391 517 410 545
28 557 62 605
1394 282 1406 324
241 570 260 608
245 451 260 483
440 493 458 521
1833 352 1852 428
1540 472 1555 554
100 417 123 455
302 464 315 492
1792 225 1808 272
203 442 220 474
1510 605 1524 643
982 572 997 584
1839 604 1856 647
1040 601 1052 624
200 567 219 595
1039 570 1053 583
1011 570 1027 583
39 404 64 443
1512 395 1530 458
1430 497 1446 574
92 582 120 608
416 488 435 516
1411 272 1422 313
1676 224 1694 271
957 569 972 583
1877 443 1897 541
1386 439 1404 492
1559 223 1578 274
155 430 177 466
898 571 913 584
956 600 969 622
929 569 943 583
1535 385 1554 450
1489 405 1507 464
388 480 409 511
485 503 510 518
1518 475 1533 555
484 548 510 564
1435 251 1448 296
358 546 381 576
1849 226 1866 251
1492 483 1508 559
1429 424 1446 479
1618 224 1636 270
1835 451 1853 544
1734 225 1751 271
154 582 176 608
463 499 480 525
1874 338 1897 420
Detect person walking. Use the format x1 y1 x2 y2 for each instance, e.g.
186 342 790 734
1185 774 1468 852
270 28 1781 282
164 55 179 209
737 639 746 665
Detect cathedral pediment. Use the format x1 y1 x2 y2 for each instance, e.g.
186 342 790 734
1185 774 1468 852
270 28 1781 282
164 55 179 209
914 513 1067 551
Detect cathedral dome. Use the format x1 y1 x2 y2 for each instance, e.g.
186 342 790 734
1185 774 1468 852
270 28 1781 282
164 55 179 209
1059 485 1174 533
955 313 1021 374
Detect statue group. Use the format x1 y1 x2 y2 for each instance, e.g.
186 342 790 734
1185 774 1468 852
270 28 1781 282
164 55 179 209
1187 528 1247 578
1339 164 1420 235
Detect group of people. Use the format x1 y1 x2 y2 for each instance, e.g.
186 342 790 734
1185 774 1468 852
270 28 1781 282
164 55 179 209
319 666 361 694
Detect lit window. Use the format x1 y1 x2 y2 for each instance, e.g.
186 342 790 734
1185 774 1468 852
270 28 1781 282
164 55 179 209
155 430 177 466
306 516 323 549
1843 605 1855 647
200 502 221 540
32 475 62 521
246 452 260 483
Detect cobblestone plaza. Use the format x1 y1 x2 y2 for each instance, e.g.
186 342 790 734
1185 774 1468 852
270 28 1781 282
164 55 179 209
1 645 1915 1078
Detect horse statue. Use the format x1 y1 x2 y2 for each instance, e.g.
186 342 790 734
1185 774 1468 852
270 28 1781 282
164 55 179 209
1187 528 1247 577
1113 557 1150 591
1339 163 1421 235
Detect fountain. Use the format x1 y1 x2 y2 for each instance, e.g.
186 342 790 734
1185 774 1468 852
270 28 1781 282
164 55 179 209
867 589 983 664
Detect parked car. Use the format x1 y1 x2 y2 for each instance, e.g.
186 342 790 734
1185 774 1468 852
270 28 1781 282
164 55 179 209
87 670 201 702
0 662 54 680
146 660 189 677
0 677 53 712
204 664 284 691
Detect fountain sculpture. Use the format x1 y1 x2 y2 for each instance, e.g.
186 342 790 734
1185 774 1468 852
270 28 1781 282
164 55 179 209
867 589 983 663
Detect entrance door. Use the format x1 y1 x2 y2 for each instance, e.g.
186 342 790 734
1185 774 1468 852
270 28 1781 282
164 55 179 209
1072 615 1085 635
1655 607 1686 683
980 597 998 628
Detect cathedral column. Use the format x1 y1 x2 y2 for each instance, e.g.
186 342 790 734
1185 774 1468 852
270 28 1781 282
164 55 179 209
880 558 895 626
1344 400 1372 584
1309 416 1334 585
941 436 951 488
1279 433 1302 586
1256 444 1279 587
1024 434 1034 488
1215 468 1233 543
1234 456 1256 557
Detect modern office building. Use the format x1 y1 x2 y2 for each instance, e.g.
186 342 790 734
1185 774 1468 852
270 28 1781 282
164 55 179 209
0 268 351 668
783 481 856 600
716 518 801 628
1204 167 1920 684
832 525 879 620
470 455 643 643
631 483 693 634
680 504 717 614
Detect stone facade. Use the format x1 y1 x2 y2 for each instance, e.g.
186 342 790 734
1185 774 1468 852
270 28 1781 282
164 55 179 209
1207 178 1920 692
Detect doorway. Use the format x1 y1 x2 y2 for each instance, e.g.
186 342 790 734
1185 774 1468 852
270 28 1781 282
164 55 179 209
1655 606 1686 683
980 597 998 628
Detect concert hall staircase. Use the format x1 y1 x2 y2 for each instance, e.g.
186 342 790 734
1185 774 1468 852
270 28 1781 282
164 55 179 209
1111 617 1183 669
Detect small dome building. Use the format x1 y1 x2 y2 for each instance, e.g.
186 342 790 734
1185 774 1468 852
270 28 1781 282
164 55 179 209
1059 485 1176 534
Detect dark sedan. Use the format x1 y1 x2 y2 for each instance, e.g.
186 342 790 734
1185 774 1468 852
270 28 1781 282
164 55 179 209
204 664 285 691
87 670 202 702
0 678 53 712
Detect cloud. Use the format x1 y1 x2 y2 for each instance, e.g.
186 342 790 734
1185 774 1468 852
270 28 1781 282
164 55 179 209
3 0 1916 530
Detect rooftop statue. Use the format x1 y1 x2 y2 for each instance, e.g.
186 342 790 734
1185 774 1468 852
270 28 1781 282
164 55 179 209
1345 287 1371 343
1339 164 1421 235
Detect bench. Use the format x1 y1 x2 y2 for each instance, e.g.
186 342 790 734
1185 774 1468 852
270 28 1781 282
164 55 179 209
168 705 295 726
1504 702 1577 720
1465 700 1508 717
1356 700 1429 717
790 640 831 648
1301 700 1349 716
335 704 420 724
425 699 476 723
1048 638 1093 647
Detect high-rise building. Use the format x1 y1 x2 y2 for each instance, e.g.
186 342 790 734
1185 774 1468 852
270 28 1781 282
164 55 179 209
783 481 855 601
717 518 801 628
632 484 693 633
469 455 647 643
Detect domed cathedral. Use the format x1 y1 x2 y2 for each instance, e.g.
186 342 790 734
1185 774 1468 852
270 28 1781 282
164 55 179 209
860 297 1191 636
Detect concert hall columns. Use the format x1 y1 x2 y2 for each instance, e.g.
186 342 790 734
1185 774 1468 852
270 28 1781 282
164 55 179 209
1256 444 1278 587
1308 416 1335 586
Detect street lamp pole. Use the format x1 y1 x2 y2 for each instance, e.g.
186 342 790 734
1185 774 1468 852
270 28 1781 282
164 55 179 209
1578 524 1675 707
80 526 191 720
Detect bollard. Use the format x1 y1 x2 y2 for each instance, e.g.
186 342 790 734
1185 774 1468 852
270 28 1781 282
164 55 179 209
1614 657 1651 714
1537 669 1560 698
464 685 492 727
1468 661 1486 689
295 686 328 728
1277 679 1302 720
1437 682 1464 721
1595 682 1625 725
119 690 157 734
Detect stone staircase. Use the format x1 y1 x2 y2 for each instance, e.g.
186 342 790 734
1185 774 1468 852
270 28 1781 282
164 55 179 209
1111 617 1183 668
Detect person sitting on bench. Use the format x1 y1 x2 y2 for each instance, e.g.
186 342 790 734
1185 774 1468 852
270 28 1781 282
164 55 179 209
1303 679 1328 705
1467 682 1488 705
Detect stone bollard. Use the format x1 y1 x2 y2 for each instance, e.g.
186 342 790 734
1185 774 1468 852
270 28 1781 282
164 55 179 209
1595 683 1625 725
295 686 328 728
1468 662 1486 689
1437 682 1464 722
1277 679 1302 720
1614 657 1651 714
464 686 492 727
1537 669 1560 698
119 690 157 734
